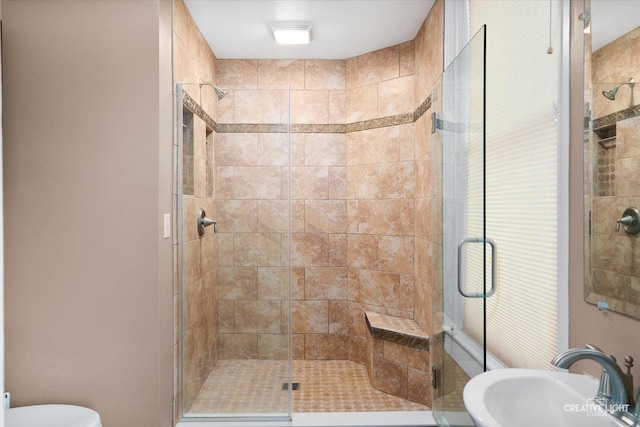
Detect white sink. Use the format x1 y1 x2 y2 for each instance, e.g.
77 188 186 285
463 369 628 427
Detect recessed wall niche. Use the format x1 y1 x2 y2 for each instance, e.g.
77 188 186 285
182 109 214 196
183 110 194 195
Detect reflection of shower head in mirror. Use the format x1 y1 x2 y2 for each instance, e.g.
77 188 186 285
602 78 635 100
198 79 228 101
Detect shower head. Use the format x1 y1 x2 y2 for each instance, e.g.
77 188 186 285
199 79 228 101
602 78 635 101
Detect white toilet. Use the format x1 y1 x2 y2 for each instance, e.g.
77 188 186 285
6 404 101 427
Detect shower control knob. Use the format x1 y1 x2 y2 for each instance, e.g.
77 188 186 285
197 209 218 236
616 208 640 235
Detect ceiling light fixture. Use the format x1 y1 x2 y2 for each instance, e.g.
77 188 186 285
270 22 312 45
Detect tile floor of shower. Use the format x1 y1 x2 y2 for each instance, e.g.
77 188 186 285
187 359 428 415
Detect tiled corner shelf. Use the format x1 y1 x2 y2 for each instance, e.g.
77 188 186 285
365 311 429 351
364 311 431 406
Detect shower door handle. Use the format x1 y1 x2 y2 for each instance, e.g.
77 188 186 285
457 237 497 298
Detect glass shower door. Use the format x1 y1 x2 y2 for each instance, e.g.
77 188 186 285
432 26 492 426
177 83 292 421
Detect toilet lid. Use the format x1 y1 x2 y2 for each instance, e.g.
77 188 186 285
6 404 101 427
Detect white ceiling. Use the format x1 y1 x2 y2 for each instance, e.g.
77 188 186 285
183 0 435 59
183 1 638 60
591 0 640 51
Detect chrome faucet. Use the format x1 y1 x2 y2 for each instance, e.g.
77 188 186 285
552 346 640 426
552 347 628 405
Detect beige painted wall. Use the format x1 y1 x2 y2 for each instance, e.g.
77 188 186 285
569 0 640 385
2 1 174 426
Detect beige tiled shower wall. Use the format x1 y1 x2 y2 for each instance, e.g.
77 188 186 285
212 0 445 369
173 0 218 116
173 0 220 416
345 43 417 364
412 0 443 342
590 25 640 316
346 0 444 371
181 116 219 411
591 115 640 311
413 1 444 409
215 59 349 361
592 26 640 120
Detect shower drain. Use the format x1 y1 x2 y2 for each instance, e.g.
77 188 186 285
281 382 300 390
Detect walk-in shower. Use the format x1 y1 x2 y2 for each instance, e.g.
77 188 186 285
173 0 449 422
175 70 435 423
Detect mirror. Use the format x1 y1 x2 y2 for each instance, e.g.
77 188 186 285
584 0 640 319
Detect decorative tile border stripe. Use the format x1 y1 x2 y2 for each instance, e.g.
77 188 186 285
394 112 417 125
183 90 433 135
413 95 432 123
593 104 640 129
593 113 617 129
345 122 364 133
214 123 288 133
364 116 394 130
617 104 640 122
291 124 347 133
365 311 429 351
182 91 216 131
213 94 433 135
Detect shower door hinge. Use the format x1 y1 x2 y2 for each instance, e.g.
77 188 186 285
431 112 438 133
432 365 439 389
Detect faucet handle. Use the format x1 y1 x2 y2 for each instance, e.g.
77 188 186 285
596 354 633 401
625 356 634 375
598 370 613 401
623 356 635 409
594 351 617 402
616 208 640 235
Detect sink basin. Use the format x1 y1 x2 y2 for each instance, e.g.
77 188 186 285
463 369 628 427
